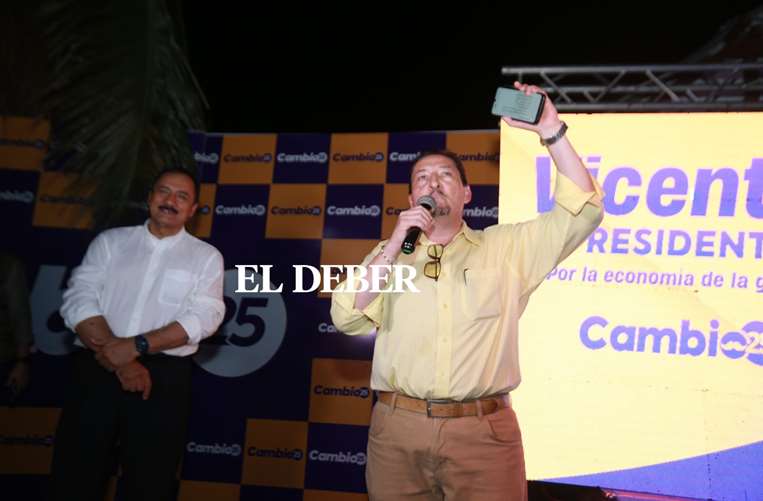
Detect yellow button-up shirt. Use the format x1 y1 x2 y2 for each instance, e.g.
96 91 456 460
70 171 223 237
331 173 603 401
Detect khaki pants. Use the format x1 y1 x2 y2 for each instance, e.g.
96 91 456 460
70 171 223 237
366 399 527 500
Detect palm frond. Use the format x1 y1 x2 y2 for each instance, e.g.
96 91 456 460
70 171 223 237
40 0 207 228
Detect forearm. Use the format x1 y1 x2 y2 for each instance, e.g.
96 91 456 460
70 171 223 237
74 315 116 350
353 245 397 311
143 321 190 353
543 131 595 193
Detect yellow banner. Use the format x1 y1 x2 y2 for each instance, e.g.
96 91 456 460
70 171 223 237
499 113 763 479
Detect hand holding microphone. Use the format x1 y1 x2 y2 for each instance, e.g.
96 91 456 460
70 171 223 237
401 196 436 254
353 196 436 312
387 196 437 256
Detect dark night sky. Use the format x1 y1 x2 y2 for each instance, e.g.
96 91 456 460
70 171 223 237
183 1 762 134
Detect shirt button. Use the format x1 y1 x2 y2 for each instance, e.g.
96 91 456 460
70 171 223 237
442 304 448 309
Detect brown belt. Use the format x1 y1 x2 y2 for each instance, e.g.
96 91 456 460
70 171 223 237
377 391 510 418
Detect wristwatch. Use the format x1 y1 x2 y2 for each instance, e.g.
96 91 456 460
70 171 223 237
134 334 150 356
539 121 568 146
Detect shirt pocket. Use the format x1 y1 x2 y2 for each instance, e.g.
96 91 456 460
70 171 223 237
159 269 195 306
460 268 501 320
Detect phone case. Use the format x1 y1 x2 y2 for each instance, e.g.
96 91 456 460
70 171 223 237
491 87 545 124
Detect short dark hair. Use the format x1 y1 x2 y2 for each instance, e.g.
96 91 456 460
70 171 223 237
408 150 468 193
151 167 199 203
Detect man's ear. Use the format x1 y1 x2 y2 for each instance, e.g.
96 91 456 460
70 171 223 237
463 185 472 205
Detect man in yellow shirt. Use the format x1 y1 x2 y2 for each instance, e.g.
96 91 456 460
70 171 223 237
331 82 604 500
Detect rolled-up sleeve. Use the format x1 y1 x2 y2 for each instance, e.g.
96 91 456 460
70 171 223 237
60 232 111 331
504 172 604 296
176 250 225 345
330 242 384 336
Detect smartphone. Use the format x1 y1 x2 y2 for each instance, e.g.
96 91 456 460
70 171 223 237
491 87 545 124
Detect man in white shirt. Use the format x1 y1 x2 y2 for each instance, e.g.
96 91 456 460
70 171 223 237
50 168 226 501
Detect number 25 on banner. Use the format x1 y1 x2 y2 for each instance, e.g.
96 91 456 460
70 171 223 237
195 269 287 378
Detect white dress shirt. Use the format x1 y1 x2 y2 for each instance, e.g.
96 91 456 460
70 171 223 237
61 221 226 356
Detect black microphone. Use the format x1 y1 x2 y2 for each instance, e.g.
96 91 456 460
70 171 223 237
401 195 436 254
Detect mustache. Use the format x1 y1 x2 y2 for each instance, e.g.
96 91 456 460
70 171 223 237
158 205 178 214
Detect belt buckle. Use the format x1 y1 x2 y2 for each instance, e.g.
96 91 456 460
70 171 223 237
426 398 453 417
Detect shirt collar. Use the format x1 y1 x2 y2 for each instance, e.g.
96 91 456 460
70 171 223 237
143 219 187 248
460 222 483 246
419 221 483 247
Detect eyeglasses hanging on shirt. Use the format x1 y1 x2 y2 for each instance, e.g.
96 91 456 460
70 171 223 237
424 244 443 281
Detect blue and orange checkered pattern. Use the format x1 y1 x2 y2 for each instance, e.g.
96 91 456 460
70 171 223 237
0 116 500 500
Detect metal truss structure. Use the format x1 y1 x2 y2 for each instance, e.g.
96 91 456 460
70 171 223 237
500 63 763 112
